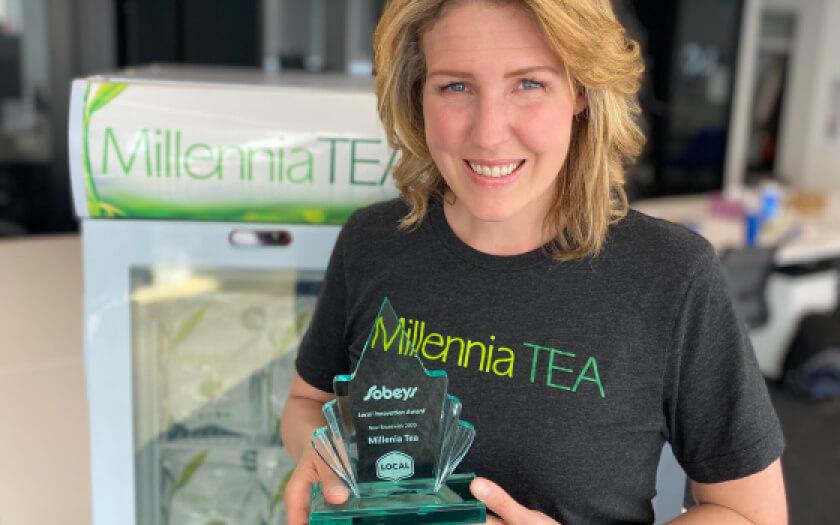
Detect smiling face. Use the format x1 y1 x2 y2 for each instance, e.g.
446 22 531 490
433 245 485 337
421 0 586 253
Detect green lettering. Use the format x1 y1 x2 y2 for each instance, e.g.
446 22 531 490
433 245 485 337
573 357 605 398
102 127 150 176
184 143 219 180
218 145 245 181
154 130 162 176
287 147 314 183
370 316 401 352
317 137 349 184
175 130 181 178
350 139 381 186
165 130 171 178
277 145 285 181
546 348 575 391
445 336 465 365
399 318 409 355
421 333 446 361
524 342 549 383
492 347 515 377
246 147 276 182
461 340 486 369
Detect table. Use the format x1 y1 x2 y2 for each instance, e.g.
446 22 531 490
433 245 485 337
633 192 840 379
632 192 840 266
0 234 91 525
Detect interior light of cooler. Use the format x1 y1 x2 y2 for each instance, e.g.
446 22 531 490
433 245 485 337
130 276 220 303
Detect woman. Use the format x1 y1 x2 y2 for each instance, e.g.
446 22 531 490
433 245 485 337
281 1 787 523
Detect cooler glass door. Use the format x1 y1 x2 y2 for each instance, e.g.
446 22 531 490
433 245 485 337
83 219 340 525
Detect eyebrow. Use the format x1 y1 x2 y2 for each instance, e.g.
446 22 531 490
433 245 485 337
426 66 560 79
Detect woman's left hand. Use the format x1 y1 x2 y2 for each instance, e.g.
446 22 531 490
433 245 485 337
470 477 561 525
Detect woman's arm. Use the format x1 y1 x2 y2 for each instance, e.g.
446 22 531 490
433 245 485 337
281 373 350 525
667 458 787 525
280 373 334 460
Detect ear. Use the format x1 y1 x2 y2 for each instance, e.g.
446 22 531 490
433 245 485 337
573 86 588 115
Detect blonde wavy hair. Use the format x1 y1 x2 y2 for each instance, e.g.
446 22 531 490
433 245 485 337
374 0 645 260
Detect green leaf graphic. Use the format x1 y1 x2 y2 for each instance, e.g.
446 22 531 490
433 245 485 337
97 202 126 217
173 450 209 493
82 82 128 216
88 83 129 116
294 309 313 334
81 83 101 210
171 303 211 350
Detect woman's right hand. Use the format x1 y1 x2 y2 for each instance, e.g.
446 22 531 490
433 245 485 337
284 445 350 525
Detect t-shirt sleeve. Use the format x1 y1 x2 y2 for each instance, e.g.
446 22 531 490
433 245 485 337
294 219 354 394
664 247 785 484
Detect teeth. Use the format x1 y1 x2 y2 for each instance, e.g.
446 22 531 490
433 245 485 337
468 161 521 177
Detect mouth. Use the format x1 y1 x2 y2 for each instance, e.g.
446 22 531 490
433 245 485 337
464 159 526 178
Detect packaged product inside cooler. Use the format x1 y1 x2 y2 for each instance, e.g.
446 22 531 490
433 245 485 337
159 444 295 525
131 268 320 443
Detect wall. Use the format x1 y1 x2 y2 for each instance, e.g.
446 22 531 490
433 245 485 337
764 0 840 190
725 0 840 194
807 0 840 190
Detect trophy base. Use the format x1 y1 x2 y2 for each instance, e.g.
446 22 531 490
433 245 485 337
309 473 486 524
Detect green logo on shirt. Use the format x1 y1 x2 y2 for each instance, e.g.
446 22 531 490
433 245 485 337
370 315 606 398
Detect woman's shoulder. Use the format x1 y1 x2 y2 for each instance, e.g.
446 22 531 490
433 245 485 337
338 198 419 256
345 198 410 230
602 208 718 275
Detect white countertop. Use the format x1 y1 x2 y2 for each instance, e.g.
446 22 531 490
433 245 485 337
632 192 840 266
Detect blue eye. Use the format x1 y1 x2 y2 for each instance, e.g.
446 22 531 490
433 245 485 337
441 82 467 93
520 79 543 90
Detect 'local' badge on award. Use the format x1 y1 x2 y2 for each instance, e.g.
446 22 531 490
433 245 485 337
308 298 485 524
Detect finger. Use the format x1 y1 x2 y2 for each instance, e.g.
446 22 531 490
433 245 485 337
285 447 354 525
313 455 350 504
471 477 530 525
284 467 316 525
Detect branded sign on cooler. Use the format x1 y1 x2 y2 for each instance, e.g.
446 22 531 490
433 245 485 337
68 75 400 224
376 451 414 482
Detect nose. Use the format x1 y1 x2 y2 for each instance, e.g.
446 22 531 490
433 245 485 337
471 92 511 150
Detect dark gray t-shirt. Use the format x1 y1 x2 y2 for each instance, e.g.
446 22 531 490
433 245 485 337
296 198 784 524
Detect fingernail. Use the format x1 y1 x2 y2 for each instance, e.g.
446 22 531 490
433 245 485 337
472 479 490 499
327 486 348 497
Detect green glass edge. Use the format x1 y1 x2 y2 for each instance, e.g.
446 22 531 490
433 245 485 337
309 473 485 524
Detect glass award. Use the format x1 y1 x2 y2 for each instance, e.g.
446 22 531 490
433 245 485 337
309 298 486 524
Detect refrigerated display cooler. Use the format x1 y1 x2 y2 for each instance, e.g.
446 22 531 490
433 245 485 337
68 67 398 525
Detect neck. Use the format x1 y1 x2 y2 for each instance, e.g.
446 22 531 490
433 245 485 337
442 198 554 256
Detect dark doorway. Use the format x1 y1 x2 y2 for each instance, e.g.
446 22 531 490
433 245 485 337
116 0 262 67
